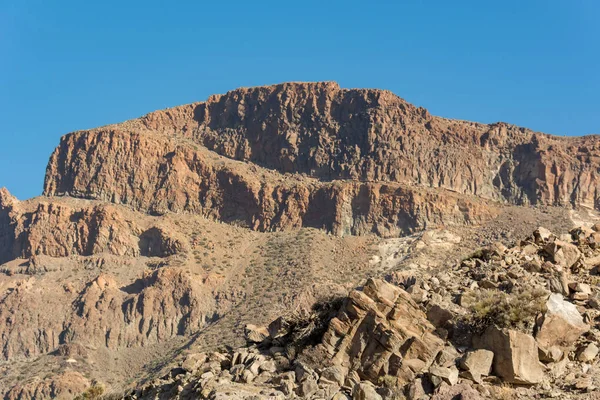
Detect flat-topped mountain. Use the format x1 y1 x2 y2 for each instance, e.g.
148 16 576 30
45 82 600 216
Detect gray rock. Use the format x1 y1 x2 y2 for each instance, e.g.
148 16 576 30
536 293 589 348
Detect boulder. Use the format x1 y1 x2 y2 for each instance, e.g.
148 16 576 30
585 251 600 267
320 365 348 386
429 365 459 386
547 273 569 296
352 382 382 400
259 360 277 373
588 293 600 310
297 377 318 397
474 326 544 384
538 346 564 363
577 343 599 362
535 293 589 348
568 282 592 294
244 324 269 344
458 349 493 383
435 347 460 367
544 240 581 269
534 227 553 244
426 304 454 328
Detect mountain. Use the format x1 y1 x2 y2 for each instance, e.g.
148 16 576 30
0 82 598 399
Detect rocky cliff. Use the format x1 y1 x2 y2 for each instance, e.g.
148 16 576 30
0 188 185 264
44 82 600 218
41 129 497 237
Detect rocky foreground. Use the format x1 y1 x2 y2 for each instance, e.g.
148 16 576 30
51 225 598 400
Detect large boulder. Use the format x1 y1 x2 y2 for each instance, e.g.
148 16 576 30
319 278 444 386
535 293 589 348
474 326 544 384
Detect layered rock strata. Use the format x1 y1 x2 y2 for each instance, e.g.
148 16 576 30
45 82 600 219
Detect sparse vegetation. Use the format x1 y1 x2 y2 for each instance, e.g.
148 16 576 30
288 296 344 352
74 385 104 400
462 287 548 332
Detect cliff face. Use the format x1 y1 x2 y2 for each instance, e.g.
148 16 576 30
0 268 214 362
0 189 185 264
42 129 496 237
44 82 600 230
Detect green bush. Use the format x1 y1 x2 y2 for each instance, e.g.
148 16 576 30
462 287 548 332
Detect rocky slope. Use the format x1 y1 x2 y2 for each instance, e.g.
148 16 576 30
112 225 600 400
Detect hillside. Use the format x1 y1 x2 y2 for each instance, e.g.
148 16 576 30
0 82 599 399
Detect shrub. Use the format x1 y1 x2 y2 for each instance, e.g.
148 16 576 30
462 287 548 333
289 296 344 346
74 385 104 400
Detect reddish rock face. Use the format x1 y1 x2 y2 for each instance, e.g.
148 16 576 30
41 129 497 237
0 193 186 264
43 82 600 238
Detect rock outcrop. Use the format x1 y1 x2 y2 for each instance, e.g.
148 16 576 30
0 192 186 264
474 327 543 385
535 293 589 348
319 278 444 385
0 267 215 362
42 130 497 237
120 225 600 400
45 82 600 221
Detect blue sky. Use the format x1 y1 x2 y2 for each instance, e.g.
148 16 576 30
1 0 598 200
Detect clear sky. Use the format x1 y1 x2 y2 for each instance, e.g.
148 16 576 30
1 0 598 200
